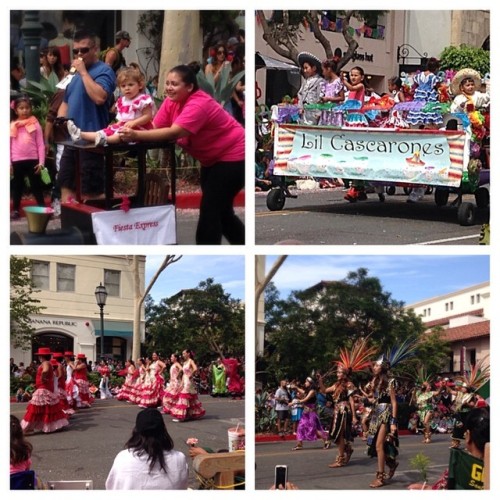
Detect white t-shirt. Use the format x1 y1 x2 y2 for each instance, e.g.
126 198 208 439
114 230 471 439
105 448 189 490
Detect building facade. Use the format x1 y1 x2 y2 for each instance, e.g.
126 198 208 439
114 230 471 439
407 281 490 374
11 255 146 366
255 10 489 104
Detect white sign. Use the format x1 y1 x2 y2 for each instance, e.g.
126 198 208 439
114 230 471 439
91 206 176 245
274 124 467 187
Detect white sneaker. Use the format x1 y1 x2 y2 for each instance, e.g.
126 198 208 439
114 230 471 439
51 198 61 217
67 120 81 142
94 130 107 147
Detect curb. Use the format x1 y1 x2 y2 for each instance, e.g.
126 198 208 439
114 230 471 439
12 190 245 216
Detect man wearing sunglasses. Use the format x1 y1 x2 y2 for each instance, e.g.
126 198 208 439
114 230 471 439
57 30 116 202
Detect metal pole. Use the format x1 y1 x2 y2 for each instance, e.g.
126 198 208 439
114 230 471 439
100 305 105 360
20 10 42 83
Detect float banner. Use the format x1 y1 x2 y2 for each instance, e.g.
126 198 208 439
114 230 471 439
274 124 467 187
91 206 176 245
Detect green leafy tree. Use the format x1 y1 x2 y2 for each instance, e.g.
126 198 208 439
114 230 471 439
146 278 244 364
260 268 426 386
10 257 44 350
439 45 490 75
256 10 387 71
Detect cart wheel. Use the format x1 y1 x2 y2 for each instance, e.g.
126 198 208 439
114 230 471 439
403 187 412 195
266 188 286 211
385 186 396 196
434 189 449 207
457 202 475 226
425 186 434 195
475 187 489 209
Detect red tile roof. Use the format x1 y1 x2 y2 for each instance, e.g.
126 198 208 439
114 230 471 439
423 309 484 328
439 320 490 342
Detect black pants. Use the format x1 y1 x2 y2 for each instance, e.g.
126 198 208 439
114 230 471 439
11 159 46 211
58 147 105 196
196 160 245 245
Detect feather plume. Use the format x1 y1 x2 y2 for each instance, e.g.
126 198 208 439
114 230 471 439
337 337 378 374
457 357 490 390
386 336 419 369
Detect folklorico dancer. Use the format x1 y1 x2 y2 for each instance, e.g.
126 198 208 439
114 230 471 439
319 338 377 468
51 352 74 416
137 353 166 408
169 350 206 422
366 337 418 488
73 353 93 408
116 359 138 402
162 353 183 414
21 347 69 433
448 358 489 449
411 368 440 444
63 351 78 409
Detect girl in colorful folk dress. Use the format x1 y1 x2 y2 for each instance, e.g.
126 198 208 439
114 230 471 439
73 353 92 408
21 347 69 433
137 353 166 408
117 359 138 402
170 350 206 422
51 352 74 416
63 351 78 409
67 66 154 146
297 52 325 125
319 59 345 126
162 353 183 414
412 372 440 444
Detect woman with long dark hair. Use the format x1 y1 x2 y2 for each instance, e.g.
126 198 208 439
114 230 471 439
118 64 245 245
289 377 327 451
169 349 206 422
105 408 188 489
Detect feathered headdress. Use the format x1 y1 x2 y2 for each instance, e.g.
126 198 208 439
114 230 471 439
413 366 434 386
337 337 378 375
456 357 490 391
376 337 419 370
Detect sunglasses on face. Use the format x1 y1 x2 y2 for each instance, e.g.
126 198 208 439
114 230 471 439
73 47 91 55
217 50 226 55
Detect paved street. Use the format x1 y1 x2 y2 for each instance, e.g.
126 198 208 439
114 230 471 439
10 395 244 490
9 207 245 246
256 432 452 490
255 188 488 245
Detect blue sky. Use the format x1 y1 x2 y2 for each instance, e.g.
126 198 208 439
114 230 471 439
145 255 245 303
265 255 490 305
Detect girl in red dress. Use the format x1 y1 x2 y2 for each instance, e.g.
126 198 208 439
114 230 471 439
21 347 69 433
73 353 92 408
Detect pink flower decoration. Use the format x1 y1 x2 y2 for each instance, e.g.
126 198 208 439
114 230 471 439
119 196 130 212
186 437 199 447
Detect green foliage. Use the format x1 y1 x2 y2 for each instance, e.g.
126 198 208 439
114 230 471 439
261 268 426 387
439 45 490 75
196 67 245 106
410 452 432 482
255 391 277 433
23 79 56 128
10 257 44 350
146 278 244 364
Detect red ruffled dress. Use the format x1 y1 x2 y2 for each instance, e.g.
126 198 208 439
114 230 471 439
21 364 69 433
117 365 139 402
162 364 182 414
53 361 74 416
73 363 92 408
136 361 165 408
170 363 206 421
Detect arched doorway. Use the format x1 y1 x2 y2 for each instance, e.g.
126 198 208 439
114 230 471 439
33 332 74 360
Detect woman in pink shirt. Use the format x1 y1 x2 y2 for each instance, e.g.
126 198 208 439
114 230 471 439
10 95 47 220
119 64 245 245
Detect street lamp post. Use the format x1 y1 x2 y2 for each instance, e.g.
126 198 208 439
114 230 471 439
94 283 108 360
